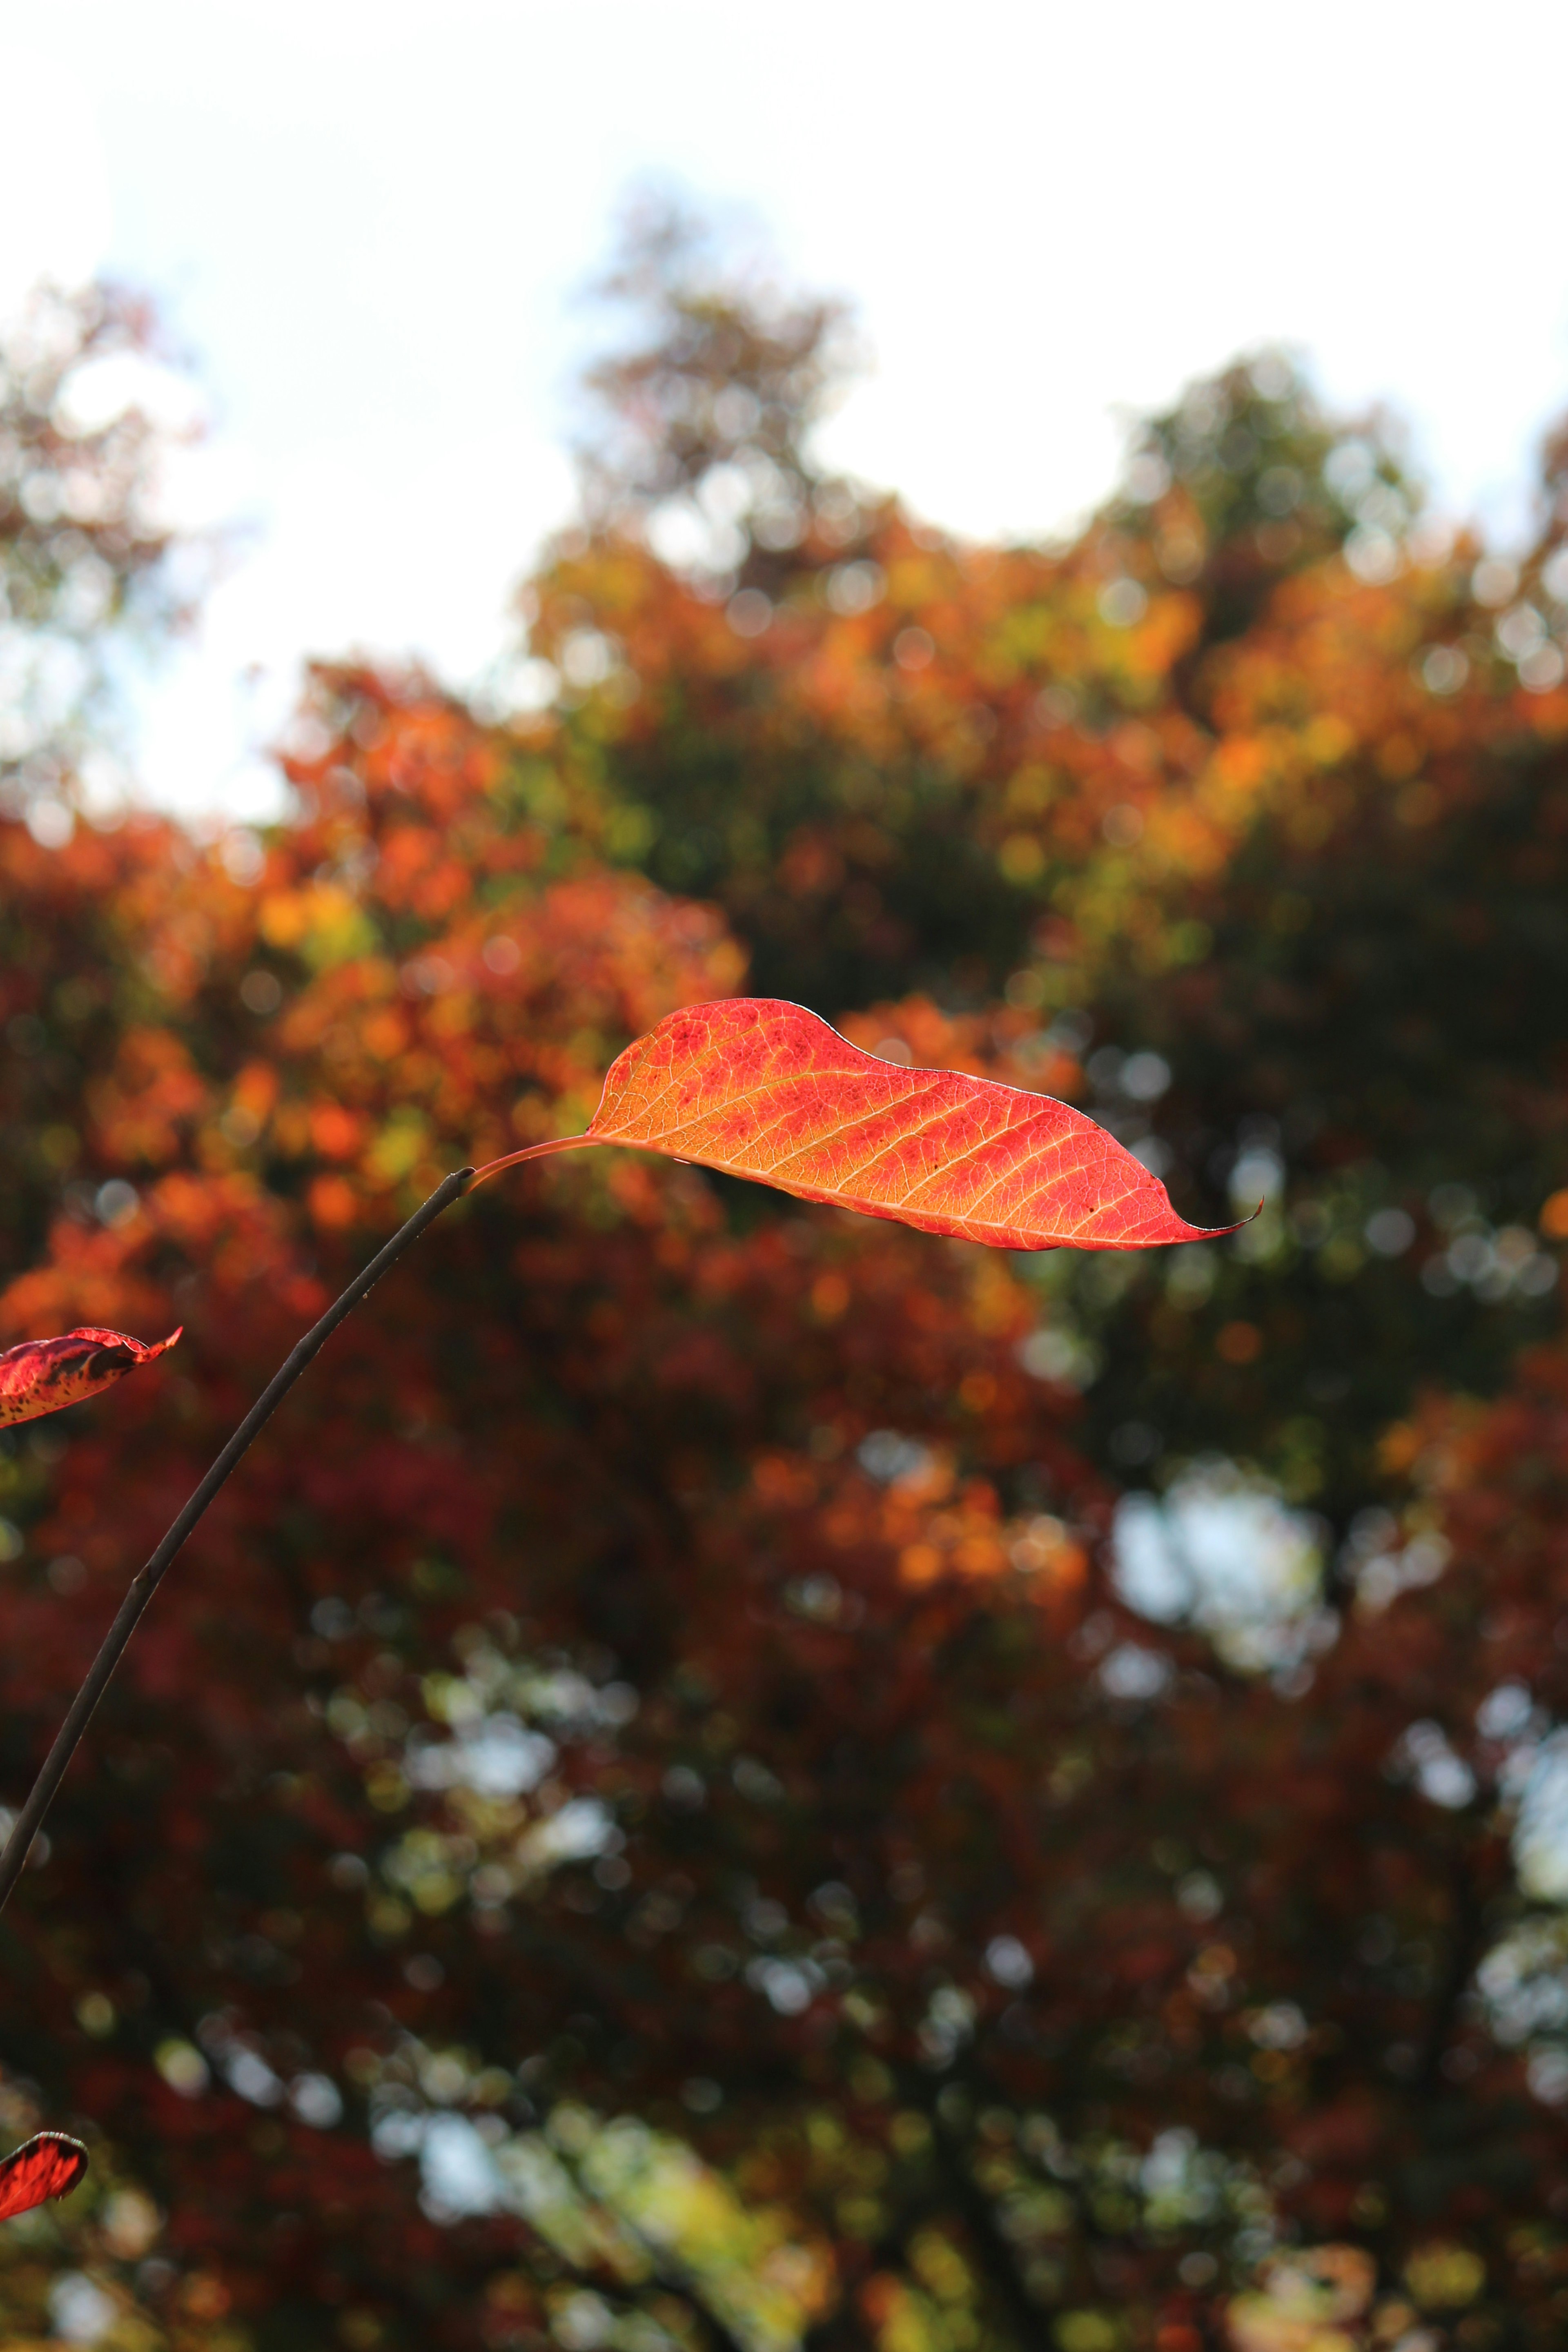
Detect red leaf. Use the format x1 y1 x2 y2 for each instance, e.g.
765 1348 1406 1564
0 1325 181 1430
476 998 1240 1250
0 2132 88 2221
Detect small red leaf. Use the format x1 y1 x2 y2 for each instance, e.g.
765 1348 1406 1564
0 2131 88 2220
0 1325 181 1431
477 998 1239 1250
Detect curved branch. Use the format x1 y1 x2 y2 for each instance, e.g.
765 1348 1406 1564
0 1167 474 1918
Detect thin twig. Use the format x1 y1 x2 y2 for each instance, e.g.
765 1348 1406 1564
0 1166 474 1920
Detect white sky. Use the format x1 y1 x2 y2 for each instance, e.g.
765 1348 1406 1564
4 0 1568 820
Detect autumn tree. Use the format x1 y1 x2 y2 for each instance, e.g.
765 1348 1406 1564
0 283 199 805
531 236 1568 1520
578 196 857 594
1 229 1567 2352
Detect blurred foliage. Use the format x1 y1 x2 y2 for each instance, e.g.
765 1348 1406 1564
577 195 856 599
0 284 200 811
2 227 1568 2352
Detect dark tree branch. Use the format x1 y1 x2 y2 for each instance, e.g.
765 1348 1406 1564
548 2146 755 2352
1415 1835 1490 2099
0 1167 474 1919
558 2266 750 2352
910 2079 1050 2352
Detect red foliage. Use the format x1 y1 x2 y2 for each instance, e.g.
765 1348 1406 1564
2 249 1568 2340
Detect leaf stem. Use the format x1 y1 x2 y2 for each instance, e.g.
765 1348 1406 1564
0 1166 474 1922
466 1131 591 1191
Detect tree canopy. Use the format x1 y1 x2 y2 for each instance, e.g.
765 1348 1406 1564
1 227 1567 2351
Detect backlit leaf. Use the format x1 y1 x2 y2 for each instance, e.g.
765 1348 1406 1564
476 998 1237 1249
0 1325 181 1430
0 2132 88 2221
